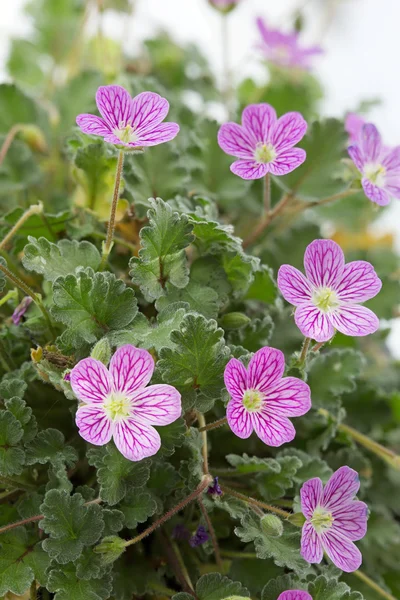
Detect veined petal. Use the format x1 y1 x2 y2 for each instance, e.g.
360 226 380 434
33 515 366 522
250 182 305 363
278 264 313 306
321 529 362 572
70 358 111 404
128 384 181 426
332 500 368 541
361 178 390 206
382 145 400 172
76 114 111 137
109 345 154 396
345 113 365 144
266 377 311 417
76 405 112 446
294 304 335 343
224 358 247 401
226 400 253 439
335 261 382 302
330 305 379 337
241 104 277 143
301 522 323 563
113 419 161 461
348 144 364 171
322 466 360 512
231 160 269 180
248 347 285 392
360 123 382 162
278 592 313 600
304 239 345 288
136 122 179 146
131 91 170 135
252 410 296 446
300 478 323 519
96 85 132 129
271 112 307 152
269 147 306 175
218 123 256 159
385 177 400 199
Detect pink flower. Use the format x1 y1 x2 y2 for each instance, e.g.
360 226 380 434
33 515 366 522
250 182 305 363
70 345 181 461
345 113 366 144
257 18 323 71
300 466 368 572
348 123 400 206
218 103 307 180
278 593 312 600
224 347 311 446
12 296 33 325
76 85 179 148
278 239 381 342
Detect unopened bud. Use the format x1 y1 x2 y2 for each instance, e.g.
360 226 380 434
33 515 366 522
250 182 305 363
260 514 283 537
220 312 251 330
19 124 48 153
94 535 126 565
90 338 111 365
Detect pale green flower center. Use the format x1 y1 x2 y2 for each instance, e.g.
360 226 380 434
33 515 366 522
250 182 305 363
114 124 139 144
243 389 264 412
364 162 386 187
104 393 131 421
311 506 334 533
312 287 340 313
254 142 276 164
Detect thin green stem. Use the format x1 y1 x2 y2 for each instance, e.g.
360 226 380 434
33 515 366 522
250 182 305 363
0 124 23 167
220 484 291 519
221 13 232 115
197 412 209 474
0 203 43 250
100 150 125 269
124 475 212 548
263 173 271 214
243 193 292 249
352 569 397 600
221 550 257 559
312 341 325 353
198 498 222 570
90 231 137 253
198 416 228 433
298 337 311 366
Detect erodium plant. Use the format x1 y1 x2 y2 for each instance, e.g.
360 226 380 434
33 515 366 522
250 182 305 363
0 1 399 600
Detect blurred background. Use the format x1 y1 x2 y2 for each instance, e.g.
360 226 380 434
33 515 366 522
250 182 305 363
1 0 399 352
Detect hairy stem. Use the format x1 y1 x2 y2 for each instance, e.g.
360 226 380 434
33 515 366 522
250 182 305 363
0 203 43 250
160 530 196 594
100 149 125 269
352 569 397 600
298 337 311 366
312 341 325 353
243 193 292 249
198 416 228 433
263 173 271 214
220 484 291 518
198 498 222 569
197 412 209 474
0 124 23 167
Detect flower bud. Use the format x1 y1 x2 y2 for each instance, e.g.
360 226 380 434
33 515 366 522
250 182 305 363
90 338 112 365
94 535 126 565
260 514 283 537
208 0 240 14
19 124 48 153
220 312 251 330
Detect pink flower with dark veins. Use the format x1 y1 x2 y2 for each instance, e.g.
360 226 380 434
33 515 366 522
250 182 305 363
224 346 311 446
278 239 382 342
218 103 307 180
256 18 323 71
345 113 366 145
348 123 400 206
76 85 179 148
277 592 312 600
300 466 368 572
70 344 181 461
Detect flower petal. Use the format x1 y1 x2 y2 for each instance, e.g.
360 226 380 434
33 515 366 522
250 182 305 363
278 264 313 306
361 178 391 206
241 104 277 143
109 345 154 396
294 304 335 342
300 478 323 519
278 592 312 600
335 261 382 302
269 147 306 175
226 400 253 439
113 419 161 461
224 358 247 401
322 466 360 512
347 144 364 171
385 177 400 199
360 123 382 162
252 410 296 446
76 405 113 445
131 91 170 135
70 358 111 404
136 122 180 146
330 305 379 337
271 112 307 152
266 377 311 417
248 347 285 392
382 146 400 172
301 522 323 563
128 384 181 426
332 500 368 541
96 85 132 129
304 239 345 288
321 529 362 572
76 114 111 137
230 160 269 180
218 123 256 159
345 113 365 144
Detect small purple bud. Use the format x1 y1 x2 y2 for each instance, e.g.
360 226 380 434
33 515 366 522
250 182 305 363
208 476 222 496
189 526 209 547
12 296 33 325
64 371 71 382
172 524 190 541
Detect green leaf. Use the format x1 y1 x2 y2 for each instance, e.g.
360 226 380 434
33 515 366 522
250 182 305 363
308 575 364 600
0 375 27 400
229 557 282 595
156 280 220 319
4 397 37 443
228 315 274 352
40 490 104 564
0 530 50 596
47 564 112 600
25 428 78 467
279 449 332 484
22 237 101 281
1 208 71 245
156 417 187 457
0 84 48 135
173 573 250 600
261 574 297 600
235 512 308 573
119 489 157 529
0 410 25 476
129 198 194 301
51 268 137 353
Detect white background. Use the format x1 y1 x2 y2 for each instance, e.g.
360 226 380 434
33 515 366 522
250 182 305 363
1 0 399 352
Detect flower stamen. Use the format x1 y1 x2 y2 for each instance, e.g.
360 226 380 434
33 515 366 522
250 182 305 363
312 287 340 313
103 393 131 421
311 506 334 533
243 389 264 412
254 142 276 164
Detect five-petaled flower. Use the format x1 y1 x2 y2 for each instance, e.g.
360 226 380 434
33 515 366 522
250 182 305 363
257 17 323 71
218 103 307 180
278 239 382 342
224 346 311 446
348 123 400 206
277 592 312 600
300 466 368 572
70 344 181 461
76 85 180 149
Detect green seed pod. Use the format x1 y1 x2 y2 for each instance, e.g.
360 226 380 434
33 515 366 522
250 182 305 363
220 312 251 330
91 338 112 365
260 513 284 537
94 535 126 565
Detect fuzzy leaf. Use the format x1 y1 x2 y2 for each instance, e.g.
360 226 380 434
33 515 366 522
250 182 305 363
47 564 112 600
173 573 250 600
119 489 157 529
308 575 364 600
0 410 25 476
0 530 50 596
